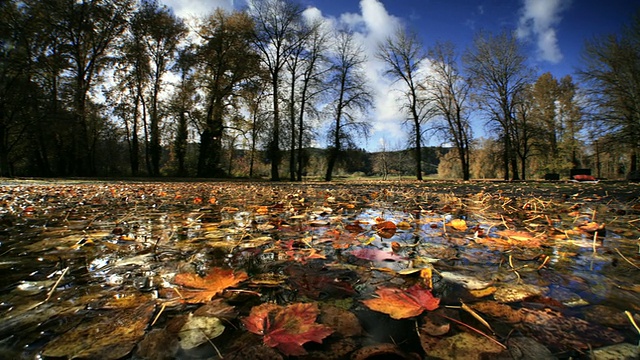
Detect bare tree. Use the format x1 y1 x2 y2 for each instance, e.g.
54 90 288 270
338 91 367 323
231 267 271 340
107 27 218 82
464 31 532 180
249 0 306 181
296 23 331 180
325 30 372 181
427 41 473 180
284 18 327 181
377 27 433 180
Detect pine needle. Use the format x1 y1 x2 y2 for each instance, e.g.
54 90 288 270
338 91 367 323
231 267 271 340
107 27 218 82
438 313 506 349
460 301 494 334
615 248 640 270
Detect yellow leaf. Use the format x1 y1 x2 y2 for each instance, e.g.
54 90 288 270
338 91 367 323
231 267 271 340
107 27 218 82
448 219 468 231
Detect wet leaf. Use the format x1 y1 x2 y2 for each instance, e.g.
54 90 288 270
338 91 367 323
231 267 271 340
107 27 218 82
577 221 606 236
174 267 248 304
178 314 225 349
42 303 155 359
374 220 397 238
448 219 468 231
363 284 440 319
439 271 492 290
350 248 406 262
242 302 333 356
472 301 625 351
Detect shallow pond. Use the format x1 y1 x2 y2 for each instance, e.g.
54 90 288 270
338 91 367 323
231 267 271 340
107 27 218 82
0 181 639 359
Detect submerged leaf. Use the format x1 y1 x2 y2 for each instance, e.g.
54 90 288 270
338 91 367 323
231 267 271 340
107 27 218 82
448 219 468 231
350 248 406 262
243 302 333 356
174 267 248 303
42 303 154 359
363 284 440 319
179 314 225 349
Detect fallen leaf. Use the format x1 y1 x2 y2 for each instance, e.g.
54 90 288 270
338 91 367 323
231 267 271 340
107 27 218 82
174 267 248 303
42 303 155 359
576 221 606 237
448 219 468 231
495 229 536 242
374 221 397 238
243 302 333 356
363 284 440 319
350 248 406 262
179 314 225 349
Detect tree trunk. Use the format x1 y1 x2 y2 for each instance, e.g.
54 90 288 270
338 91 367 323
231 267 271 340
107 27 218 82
270 76 280 181
414 121 423 180
325 148 338 181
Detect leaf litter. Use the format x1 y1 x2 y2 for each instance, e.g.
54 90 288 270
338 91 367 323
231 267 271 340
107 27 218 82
0 180 639 359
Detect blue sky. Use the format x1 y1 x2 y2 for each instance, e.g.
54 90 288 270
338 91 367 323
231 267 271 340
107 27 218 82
165 0 639 150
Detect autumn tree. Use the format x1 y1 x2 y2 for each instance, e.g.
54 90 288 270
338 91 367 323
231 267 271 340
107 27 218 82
464 31 533 180
530 73 583 176
427 41 473 180
249 0 306 181
169 46 200 177
325 30 372 181
511 84 535 179
0 1 38 176
579 13 640 177
194 9 259 177
134 0 186 176
47 0 133 175
377 27 433 180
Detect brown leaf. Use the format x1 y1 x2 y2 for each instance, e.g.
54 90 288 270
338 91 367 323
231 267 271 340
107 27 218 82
174 267 248 303
363 284 440 319
42 303 155 359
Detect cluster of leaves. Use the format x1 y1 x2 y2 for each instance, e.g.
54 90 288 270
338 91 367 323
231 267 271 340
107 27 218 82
0 180 639 359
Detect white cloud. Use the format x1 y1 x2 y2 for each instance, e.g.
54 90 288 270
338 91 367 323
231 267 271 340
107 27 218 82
162 0 235 19
165 0 407 150
516 0 571 63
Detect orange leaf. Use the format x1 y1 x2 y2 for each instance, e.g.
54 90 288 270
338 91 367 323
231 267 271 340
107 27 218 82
448 219 468 231
363 284 439 319
243 303 333 356
174 267 248 304
374 221 397 238
256 206 269 215
495 229 535 242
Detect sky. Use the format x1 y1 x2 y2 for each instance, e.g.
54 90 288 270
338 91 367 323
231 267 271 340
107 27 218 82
162 0 639 151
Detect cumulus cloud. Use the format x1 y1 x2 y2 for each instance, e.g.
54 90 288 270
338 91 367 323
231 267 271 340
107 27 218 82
165 0 407 150
162 0 235 19
516 0 571 63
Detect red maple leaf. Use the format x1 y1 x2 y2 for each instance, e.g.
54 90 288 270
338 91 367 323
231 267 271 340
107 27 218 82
362 284 440 319
243 302 333 356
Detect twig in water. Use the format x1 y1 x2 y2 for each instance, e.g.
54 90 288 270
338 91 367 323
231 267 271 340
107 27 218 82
614 248 640 270
199 328 223 359
28 266 70 311
537 255 550 270
151 303 166 327
460 300 494 334
44 266 69 303
592 232 598 254
508 254 521 284
625 311 640 337
438 313 506 350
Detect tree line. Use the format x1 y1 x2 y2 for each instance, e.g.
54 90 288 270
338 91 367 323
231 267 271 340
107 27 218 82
1 0 638 180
